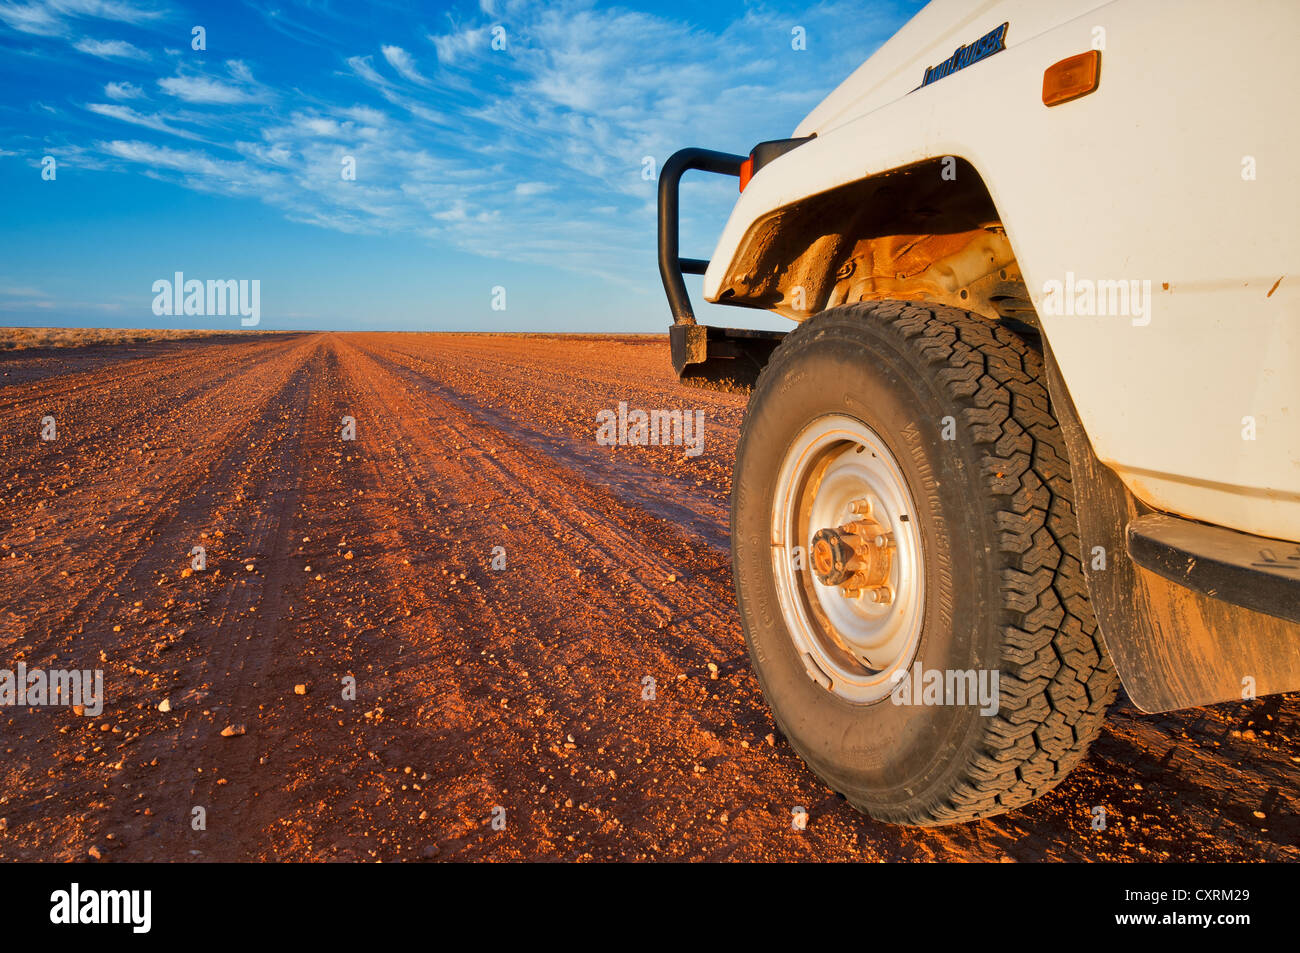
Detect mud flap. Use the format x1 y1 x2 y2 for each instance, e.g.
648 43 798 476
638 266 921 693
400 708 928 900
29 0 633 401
1042 344 1300 712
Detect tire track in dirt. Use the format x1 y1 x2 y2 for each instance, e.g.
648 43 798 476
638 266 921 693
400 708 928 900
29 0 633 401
293 336 832 859
362 333 744 518
0 335 321 860
357 341 734 556
100 339 323 862
0 337 304 481
1 337 316 650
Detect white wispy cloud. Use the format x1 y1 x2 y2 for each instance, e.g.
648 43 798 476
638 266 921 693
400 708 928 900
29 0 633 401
0 0 165 37
345 54 388 89
381 45 427 84
226 59 255 84
514 181 554 197
99 138 285 198
104 80 143 99
74 36 147 59
158 74 253 103
158 60 269 104
428 24 489 65
100 138 227 174
0 2 62 36
85 102 200 139
345 54 453 127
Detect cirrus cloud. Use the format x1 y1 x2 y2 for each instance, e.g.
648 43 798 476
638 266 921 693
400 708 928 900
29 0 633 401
74 37 148 59
381 44 428 84
104 79 144 99
158 60 268 104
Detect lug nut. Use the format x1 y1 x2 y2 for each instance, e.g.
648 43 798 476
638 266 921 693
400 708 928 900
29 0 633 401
867 586 893 605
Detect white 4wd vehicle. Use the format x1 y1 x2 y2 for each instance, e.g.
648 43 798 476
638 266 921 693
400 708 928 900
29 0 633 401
658 0 1299 825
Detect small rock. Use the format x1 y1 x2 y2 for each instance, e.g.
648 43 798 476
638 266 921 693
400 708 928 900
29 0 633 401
158 698 171 713
220 724 246 737
88 846 102 860
765 733 776 746
294 684 307 696
245 563 255 572
1253 810 1267 820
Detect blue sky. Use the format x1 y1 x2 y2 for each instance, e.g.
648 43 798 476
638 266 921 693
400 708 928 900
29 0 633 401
0 0 918 332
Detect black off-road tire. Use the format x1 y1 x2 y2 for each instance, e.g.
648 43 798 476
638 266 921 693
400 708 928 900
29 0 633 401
731 300 1118 825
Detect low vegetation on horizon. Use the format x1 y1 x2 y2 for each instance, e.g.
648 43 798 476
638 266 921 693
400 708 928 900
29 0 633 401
0 327 266 351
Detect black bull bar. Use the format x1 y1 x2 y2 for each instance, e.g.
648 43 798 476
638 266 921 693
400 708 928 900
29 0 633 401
655 147 784 391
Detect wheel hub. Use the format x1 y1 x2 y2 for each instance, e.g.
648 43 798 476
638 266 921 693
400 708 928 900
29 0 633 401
810 499 895 603
770 415 925 703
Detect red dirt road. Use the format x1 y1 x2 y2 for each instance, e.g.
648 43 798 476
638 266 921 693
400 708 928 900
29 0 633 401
0 332 1295 862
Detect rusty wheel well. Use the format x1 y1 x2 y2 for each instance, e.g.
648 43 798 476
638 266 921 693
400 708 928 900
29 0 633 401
715 156 1039 339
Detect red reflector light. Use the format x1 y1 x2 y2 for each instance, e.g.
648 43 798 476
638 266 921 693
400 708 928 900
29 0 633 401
1042 50 1100 106
738 157 753 192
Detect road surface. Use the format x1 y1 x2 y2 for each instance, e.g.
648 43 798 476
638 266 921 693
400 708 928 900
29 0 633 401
0 332 1294 861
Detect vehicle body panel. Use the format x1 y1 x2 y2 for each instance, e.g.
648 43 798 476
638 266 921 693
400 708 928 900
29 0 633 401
702 0 1300 541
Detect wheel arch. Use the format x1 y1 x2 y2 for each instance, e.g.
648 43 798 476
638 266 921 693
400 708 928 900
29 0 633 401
709 155 1040 338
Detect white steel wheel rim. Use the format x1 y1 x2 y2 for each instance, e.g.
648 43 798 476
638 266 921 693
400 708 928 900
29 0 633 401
771 414 925 703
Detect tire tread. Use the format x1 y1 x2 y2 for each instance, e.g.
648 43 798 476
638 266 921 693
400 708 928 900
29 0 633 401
750 300 1119 825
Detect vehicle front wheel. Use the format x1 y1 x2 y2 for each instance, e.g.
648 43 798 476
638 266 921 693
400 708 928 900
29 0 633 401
731 301 1117 826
